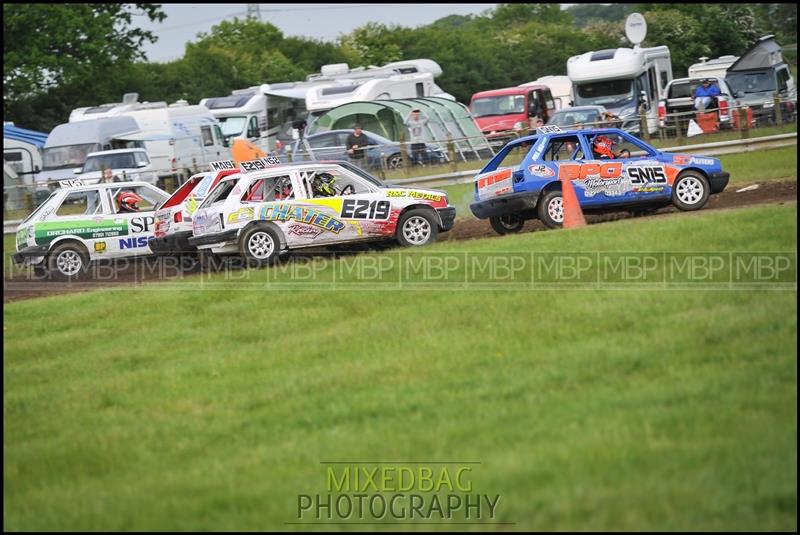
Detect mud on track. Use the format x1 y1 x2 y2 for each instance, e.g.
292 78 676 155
4 180 796 303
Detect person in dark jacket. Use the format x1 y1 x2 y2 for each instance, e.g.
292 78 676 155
345 125 370 166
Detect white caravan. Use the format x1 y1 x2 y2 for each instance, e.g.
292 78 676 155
521 75 573 110
305 72 436 113
199 58 454 152
688 56 739 80
70 97 229 185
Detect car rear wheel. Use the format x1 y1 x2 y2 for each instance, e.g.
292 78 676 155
489 214 525 235
396 208 438 247
47 242 89 281
672 171 710 211
239 224 281 267
537 190 564 229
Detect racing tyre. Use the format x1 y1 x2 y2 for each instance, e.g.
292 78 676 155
672 171 710 211
387 153 404 170
537 190 564 229
397 208 438 247
47 242 89 281
239 224 282 267
489 214 525 235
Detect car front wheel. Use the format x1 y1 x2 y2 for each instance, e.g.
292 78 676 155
672 171 710 211
239 224 281 267
397 208 438 247
47 242 89 281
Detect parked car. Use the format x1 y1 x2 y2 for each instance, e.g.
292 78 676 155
291 129 447 169
76 148 159 185
546 105 619 130
657 76 736 132
12 180 169 279
148 161 240 255
189 159 455 265
469 126 729 234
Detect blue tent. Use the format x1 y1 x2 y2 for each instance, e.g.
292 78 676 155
3 124 48 148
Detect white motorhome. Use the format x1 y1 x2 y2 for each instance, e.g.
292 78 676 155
38 116 142 186
521 75 573 110
567 46 672 134
70 98 229 184
688 55 739 80
199 58 454 152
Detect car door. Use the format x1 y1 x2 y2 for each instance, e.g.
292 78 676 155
105 184 165 257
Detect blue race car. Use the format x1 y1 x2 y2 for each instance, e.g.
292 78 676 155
469 126 730 234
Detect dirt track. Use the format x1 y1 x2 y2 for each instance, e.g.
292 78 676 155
4 180 796 303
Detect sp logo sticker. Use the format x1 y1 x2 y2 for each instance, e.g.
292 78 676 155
528 164 555 178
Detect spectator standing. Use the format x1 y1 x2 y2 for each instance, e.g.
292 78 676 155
345 125 370 167
404 109 429 165
694 79 720 111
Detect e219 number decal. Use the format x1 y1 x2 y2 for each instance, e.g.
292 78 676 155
341 199 390 220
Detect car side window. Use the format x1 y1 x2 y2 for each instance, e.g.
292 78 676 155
56 190 102 216
243 175 295 202
108 186 159 212
542 135 582 162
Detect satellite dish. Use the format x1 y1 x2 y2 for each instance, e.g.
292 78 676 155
625 13 647 46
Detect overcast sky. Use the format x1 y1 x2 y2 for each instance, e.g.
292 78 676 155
137 3 499 63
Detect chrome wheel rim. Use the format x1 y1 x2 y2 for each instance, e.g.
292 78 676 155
247 232 275 259
56 250 82 276
548 197 564 223
403 215 432 245
676 176 704 205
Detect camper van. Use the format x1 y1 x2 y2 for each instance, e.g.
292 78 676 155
521 76 573 110
724 35 796 124
38 116 142 186
200 59 454 152
567 46 673 135
70 98 229 184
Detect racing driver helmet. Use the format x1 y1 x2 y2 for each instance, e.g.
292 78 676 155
312 172 337 197
592 135 616 159
118 191 143 212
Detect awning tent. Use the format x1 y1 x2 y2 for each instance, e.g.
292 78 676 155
307 97 494 160
728 35 785 72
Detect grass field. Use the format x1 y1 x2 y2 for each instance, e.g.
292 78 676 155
4 203 797 530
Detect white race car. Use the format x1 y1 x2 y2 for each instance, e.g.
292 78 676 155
148 160 240 255
12 180 169 279
188 159 456 265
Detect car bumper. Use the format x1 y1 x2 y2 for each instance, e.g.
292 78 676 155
470 191 539 219
188 229 239 247
148 231 196 255
436 207 456 231
708 171 730 194
12 244 49 265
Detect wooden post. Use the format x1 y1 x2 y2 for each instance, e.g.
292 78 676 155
24 189 34 212
378 150 387 181
639 106 650 141
399 132 410 177
739 107 749 139
447 134 456 173
165 176 176 193
774 93 783 125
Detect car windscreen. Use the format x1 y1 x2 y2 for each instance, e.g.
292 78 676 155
82 153 138 173
726 71 776 94
471 95 526 117
218 116 247 137
161 174 209 209
200 178 238 207
574 79 634 108
337 161 385 187
22 191 58 223
43 143 100 170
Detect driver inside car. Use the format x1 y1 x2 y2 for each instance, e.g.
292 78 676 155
311 172 337 197
591 135 630 160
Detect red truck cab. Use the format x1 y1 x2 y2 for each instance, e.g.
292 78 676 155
470 85 556 143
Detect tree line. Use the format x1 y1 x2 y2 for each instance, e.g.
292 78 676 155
4 3 796 133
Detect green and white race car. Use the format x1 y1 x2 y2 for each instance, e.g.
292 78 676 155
12 180 169 279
